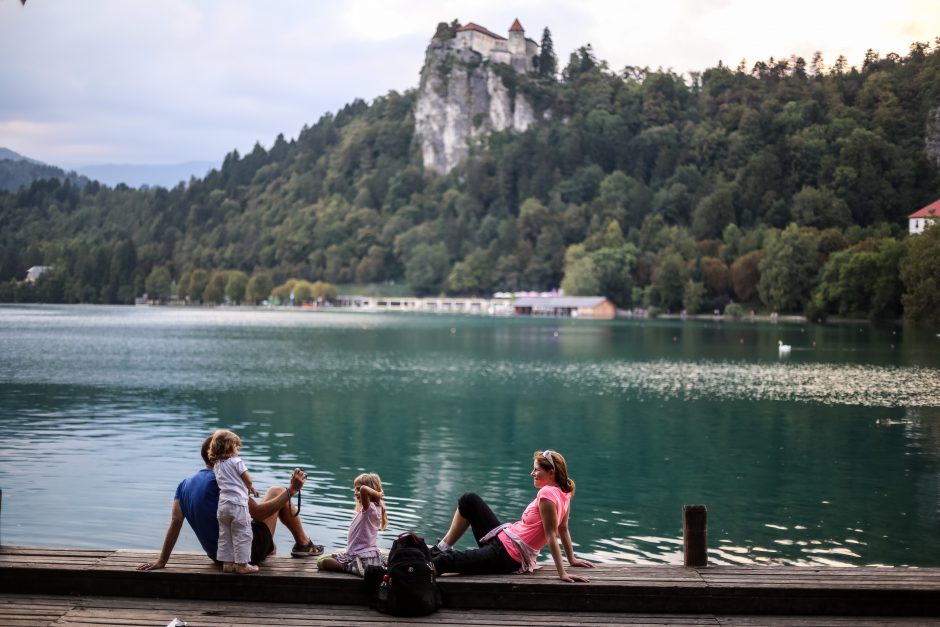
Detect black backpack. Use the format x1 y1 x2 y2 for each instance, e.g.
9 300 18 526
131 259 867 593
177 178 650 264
368 531 442 616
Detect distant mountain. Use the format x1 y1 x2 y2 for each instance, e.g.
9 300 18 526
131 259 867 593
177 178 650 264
0 147 38 163
0 147 88 193
0 147 217 190
74 161 219 189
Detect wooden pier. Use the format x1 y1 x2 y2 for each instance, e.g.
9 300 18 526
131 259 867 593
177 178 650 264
2 546 940 625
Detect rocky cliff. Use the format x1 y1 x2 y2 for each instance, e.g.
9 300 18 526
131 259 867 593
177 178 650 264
415 40 536 175
927 105 940 168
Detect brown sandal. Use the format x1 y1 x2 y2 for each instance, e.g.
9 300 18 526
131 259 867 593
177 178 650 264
291 540 324 558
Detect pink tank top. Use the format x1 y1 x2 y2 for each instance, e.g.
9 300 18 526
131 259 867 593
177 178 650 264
499 485 571 562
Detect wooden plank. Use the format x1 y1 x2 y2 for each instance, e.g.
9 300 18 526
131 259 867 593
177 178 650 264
5 594 940 627
717 618 940 626
0 594 717 626
3 546 940 617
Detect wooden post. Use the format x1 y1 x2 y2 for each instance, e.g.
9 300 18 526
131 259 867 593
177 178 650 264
683 504 707 567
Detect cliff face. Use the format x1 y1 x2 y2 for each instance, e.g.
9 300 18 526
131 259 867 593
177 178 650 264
415 40 536 175
927 106 940 168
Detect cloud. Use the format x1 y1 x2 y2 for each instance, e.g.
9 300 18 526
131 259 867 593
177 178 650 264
1 0 938 166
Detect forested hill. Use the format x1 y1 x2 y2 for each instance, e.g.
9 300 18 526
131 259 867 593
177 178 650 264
0 156 89 193
2 33 940 323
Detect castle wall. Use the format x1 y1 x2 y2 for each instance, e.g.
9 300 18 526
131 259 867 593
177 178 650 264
490 49 512 66
525 39 538 60
457 30 501 58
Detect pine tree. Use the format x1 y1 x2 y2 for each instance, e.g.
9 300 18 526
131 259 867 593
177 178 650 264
539 27 557 79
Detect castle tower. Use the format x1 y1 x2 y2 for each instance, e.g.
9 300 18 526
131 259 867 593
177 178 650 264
507 18 525 55
507 18 533 72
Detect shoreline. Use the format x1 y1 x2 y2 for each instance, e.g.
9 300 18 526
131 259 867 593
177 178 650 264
2 300 906 327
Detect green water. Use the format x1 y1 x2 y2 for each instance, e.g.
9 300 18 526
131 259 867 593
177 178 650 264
1 304 938 566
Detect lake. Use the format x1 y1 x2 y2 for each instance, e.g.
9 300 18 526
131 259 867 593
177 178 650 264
1 304 938 567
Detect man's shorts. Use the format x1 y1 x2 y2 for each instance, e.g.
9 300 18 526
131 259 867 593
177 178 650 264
249 520 274 565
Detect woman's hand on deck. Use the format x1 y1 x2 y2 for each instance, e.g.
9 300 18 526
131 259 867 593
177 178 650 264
136 559 166 571
569 558 594 568
559 571 590 582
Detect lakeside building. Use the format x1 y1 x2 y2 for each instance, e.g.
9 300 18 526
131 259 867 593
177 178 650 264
334 294 616 318
335 295 512 315
24 266 52 283
909 198 939 234
512 296 616 320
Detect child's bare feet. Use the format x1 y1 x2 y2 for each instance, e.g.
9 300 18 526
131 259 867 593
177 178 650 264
222 562 235 573
234 563 259 574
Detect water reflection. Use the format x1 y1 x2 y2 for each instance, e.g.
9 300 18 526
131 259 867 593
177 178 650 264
1 305 939 566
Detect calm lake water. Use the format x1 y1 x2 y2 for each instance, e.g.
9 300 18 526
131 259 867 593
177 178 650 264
1 304 939 567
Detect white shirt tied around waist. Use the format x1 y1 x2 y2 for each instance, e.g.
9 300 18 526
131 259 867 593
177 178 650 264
479 523 540 573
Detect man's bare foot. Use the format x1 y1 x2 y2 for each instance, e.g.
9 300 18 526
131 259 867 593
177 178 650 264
222 562 235 573
234 563 259 574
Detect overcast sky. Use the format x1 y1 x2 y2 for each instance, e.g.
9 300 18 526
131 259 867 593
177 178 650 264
2 0 938 168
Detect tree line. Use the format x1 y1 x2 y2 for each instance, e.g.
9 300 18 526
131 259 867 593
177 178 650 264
1 29 939 324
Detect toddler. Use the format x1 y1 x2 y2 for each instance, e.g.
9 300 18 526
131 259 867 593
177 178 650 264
208 429 260 574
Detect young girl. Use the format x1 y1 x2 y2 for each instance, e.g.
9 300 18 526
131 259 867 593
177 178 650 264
318 472 388 577
208 429 260 574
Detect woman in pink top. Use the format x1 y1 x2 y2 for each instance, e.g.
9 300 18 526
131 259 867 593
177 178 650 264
431 450 593 582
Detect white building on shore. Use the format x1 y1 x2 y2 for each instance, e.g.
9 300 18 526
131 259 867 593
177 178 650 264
334 294 618 319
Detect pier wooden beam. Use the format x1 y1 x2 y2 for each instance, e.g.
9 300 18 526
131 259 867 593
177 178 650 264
3 546 940 617
683 504 708 567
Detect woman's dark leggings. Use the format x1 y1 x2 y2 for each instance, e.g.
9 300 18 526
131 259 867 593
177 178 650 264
432 492 521 576
434 492 521 575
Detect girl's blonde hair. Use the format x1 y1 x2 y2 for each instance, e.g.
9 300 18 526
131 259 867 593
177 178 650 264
354 472 388 530
534 449 576 495
208 429 241 463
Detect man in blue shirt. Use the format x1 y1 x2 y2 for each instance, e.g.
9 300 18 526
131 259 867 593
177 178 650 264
137 436 323 570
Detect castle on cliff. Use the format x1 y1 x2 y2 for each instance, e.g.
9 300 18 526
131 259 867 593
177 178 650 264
416 18 541 174
454 19 539 73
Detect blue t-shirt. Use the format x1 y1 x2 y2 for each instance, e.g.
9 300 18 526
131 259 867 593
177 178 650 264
175 468 221 561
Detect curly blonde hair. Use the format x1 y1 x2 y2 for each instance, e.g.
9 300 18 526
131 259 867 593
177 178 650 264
208 429 241 463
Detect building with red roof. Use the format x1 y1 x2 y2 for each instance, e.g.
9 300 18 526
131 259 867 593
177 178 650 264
454 18 538 73
909 198 940 234
456 22 506 42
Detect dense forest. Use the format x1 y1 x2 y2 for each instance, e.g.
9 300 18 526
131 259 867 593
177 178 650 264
2 28 940 324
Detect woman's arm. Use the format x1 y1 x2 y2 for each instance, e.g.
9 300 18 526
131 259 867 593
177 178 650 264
558 509 594 569
356 484 384 508
539 498 589 582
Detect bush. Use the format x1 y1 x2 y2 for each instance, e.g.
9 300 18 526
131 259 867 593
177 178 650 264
723 302 745 319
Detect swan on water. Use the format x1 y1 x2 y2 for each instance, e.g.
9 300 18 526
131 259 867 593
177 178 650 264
778 340 791 353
